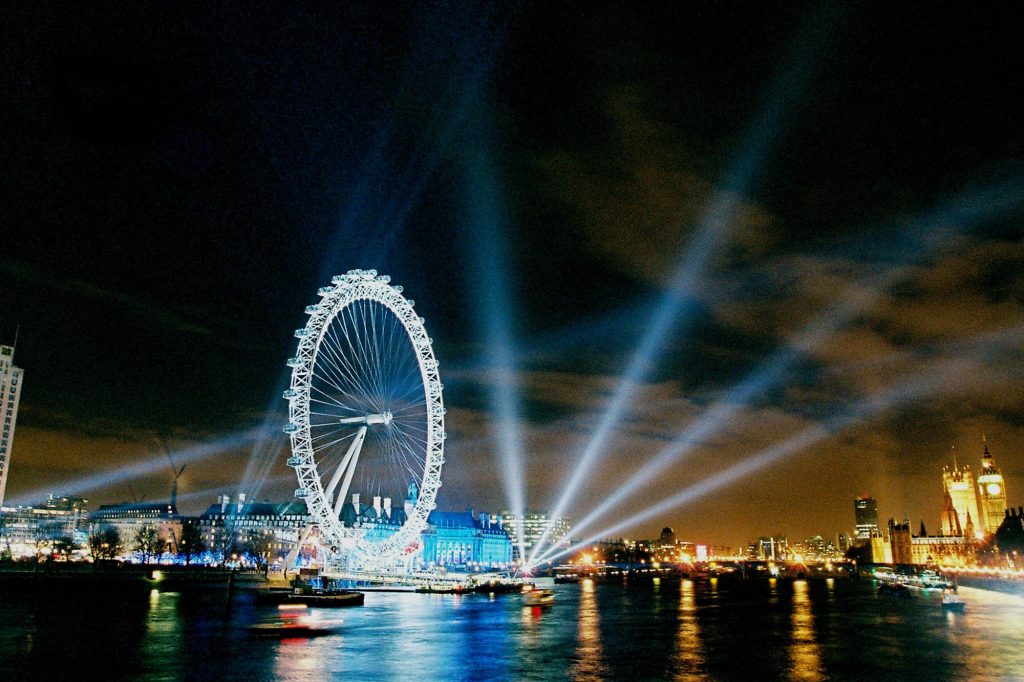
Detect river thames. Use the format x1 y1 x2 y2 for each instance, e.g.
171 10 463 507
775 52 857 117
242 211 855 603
2 577 1022 681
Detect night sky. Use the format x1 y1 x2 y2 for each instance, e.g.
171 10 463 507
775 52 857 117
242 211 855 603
2 3 1022 547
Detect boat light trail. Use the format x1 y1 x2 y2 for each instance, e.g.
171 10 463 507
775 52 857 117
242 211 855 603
531 325 1024 569
527 3 840 566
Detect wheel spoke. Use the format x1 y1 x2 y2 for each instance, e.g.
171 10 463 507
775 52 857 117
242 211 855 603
287 277 443 562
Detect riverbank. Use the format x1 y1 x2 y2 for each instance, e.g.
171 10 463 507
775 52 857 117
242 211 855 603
0 562 277 593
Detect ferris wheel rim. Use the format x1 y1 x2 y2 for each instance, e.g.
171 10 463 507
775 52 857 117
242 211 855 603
283 270 445 561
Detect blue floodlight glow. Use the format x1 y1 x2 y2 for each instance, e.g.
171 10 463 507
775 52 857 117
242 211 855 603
527 5 840 566
531 326 1024 569
239 372 292 502
461 104 528 562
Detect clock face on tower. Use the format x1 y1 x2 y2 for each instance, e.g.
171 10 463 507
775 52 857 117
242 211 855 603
986 483 1002 496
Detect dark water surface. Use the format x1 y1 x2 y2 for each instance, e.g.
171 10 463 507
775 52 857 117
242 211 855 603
1 578 1022 681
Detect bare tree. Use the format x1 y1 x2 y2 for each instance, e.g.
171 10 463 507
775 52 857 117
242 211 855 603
178 522 205 566
33 523 56 562
88 526 123 561
244 530 274 577
52 535 77 560
134 525 161 564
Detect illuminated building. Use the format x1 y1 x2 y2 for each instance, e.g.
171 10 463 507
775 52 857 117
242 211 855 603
869 537 893 564
500 509 571 561
976 437 1008 534
335 483 513 569
91 502 184 556
198 494 307 563
941 458 980 538
750 536 789 560
910 535 972 567
0 494 89 558
888 516 975 567
0 344 24 509
420 510 513 569
793 535 842 562
888 519 913 565
940 488 964 536
854 496 879 539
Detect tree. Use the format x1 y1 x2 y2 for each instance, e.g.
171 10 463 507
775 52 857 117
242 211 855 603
178 522 205 566
88 526 122 561
134 525 161 564
33 523 56 562
244 530 274 576
52 535 78 561
214 515 240 566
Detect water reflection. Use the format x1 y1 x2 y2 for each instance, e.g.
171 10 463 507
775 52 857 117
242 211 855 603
671 579 706 681
137 590 185 681
6 580 1024 680
788 580 824 681
571 578 609 681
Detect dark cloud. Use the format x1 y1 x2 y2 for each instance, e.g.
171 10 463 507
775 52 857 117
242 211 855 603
2 3 1023 547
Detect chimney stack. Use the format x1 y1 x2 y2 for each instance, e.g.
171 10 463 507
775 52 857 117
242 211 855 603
383 497 392 519
237 493 246 514
373 495 382 518
221 495 229 514
352 493 360 515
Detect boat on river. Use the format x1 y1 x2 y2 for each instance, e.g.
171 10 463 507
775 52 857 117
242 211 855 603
256 587 365 607
522 588 554 606
246 604 344 638
941 590 966 612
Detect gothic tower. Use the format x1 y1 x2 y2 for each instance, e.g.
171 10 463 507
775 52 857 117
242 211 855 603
976 436 1008 535
942 448 980 537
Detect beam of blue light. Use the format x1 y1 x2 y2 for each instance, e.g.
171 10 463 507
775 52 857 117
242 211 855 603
533 179 1024 562
461 99 528 563
444 300 654 376
9 426 275 507
527 4 841 565
239 371 292 501
317 11 508 277
532 325 1024 569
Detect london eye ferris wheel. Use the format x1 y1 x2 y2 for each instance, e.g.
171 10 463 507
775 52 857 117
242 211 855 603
283 270 445 563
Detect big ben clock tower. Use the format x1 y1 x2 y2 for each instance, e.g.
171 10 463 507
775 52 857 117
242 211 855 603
976 436 1008 535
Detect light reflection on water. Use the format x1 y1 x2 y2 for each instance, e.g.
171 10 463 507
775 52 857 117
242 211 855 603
672 579 706 681
2 579 1023 681
788 580 824 682
572 578 609 681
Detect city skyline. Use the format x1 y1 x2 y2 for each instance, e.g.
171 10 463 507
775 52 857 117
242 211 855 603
2 4 1023 547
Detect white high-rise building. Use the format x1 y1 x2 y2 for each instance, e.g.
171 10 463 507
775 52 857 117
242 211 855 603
500 509 572 561
0 345 24 509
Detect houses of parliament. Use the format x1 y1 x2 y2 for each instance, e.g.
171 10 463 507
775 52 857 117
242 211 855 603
939 436 1008 539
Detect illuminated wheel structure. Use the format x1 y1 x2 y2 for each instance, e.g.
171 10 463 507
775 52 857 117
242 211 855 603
283 270 445 566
